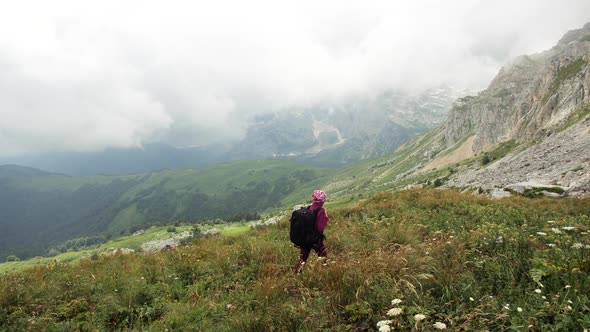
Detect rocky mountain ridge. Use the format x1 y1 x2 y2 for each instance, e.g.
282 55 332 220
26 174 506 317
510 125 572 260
411 23 590 196
442 23 590 153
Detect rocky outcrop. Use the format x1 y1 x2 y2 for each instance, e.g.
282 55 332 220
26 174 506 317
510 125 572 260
445 109 590 196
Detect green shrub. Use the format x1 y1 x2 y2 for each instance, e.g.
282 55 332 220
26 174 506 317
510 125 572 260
5 255 19 262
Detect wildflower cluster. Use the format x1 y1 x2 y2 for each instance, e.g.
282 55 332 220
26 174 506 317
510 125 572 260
376 299 433 331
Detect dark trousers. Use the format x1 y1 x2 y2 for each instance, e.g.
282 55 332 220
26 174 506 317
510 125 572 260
299 240 327 262
294 240 327 273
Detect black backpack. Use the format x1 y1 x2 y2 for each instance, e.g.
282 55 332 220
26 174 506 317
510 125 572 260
289 206 325 248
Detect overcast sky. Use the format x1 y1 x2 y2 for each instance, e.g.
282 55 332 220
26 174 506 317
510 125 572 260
0 0 589 156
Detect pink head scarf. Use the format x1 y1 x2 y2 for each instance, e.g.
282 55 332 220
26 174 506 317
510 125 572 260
311 190 327 203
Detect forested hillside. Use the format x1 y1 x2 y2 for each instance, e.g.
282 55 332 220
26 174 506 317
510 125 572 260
0 161 326 260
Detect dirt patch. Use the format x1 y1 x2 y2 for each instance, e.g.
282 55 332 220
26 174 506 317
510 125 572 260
420 136 476 173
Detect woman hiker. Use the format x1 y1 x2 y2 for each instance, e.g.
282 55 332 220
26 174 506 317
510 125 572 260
294 190 330 274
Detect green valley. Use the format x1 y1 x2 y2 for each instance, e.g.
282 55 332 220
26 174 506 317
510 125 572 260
0 161 328 260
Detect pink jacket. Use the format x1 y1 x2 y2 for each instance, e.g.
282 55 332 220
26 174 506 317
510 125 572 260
310 201 329 233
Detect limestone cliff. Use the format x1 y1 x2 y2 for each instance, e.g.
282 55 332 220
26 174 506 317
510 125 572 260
401 23 590 196
443 23 590 153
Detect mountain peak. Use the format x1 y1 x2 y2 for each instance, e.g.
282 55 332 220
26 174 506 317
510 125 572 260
557 21 590 46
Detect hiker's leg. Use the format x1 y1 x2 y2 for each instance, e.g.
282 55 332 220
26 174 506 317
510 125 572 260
300 247 311 261
313 240 327 258
294 247 311 274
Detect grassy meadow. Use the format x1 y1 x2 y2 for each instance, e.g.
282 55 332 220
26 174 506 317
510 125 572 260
0 223 249 275
1 189 590 331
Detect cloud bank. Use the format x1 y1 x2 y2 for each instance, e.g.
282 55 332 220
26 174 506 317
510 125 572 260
0 0 589 155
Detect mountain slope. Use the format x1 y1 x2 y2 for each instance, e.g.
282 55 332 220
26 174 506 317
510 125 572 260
314 22 590 198
437 23 590 194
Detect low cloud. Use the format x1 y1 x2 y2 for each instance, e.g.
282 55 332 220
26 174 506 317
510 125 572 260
0 0 589 155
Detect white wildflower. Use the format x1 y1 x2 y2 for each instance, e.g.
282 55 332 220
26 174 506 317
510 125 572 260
378 326 391 332
517 307 523 312
536 232 547 236
433 322 447 330
546 220 555 224
568 300 573 304
391 299 402 305
542 296 546 300
469 297 475 301
414 314 426 321
376 320 392 328
551 228 562 234
567 305 573 311
548 243 557 248
565 285 571 289
586 245 590 249
387 307 403 316
534 289 542 294
503 304 510 310
571 243 584 249
562 226 575 231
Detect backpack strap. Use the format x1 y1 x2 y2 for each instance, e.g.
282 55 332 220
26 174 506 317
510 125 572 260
307 206 322 217
305 206 326 244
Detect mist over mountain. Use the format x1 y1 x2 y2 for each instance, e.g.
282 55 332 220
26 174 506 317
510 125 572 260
1 87 468 174
2 1 589 160
231 86 469 167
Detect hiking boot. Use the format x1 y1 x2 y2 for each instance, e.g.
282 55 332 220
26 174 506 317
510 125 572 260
293 260 305 274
